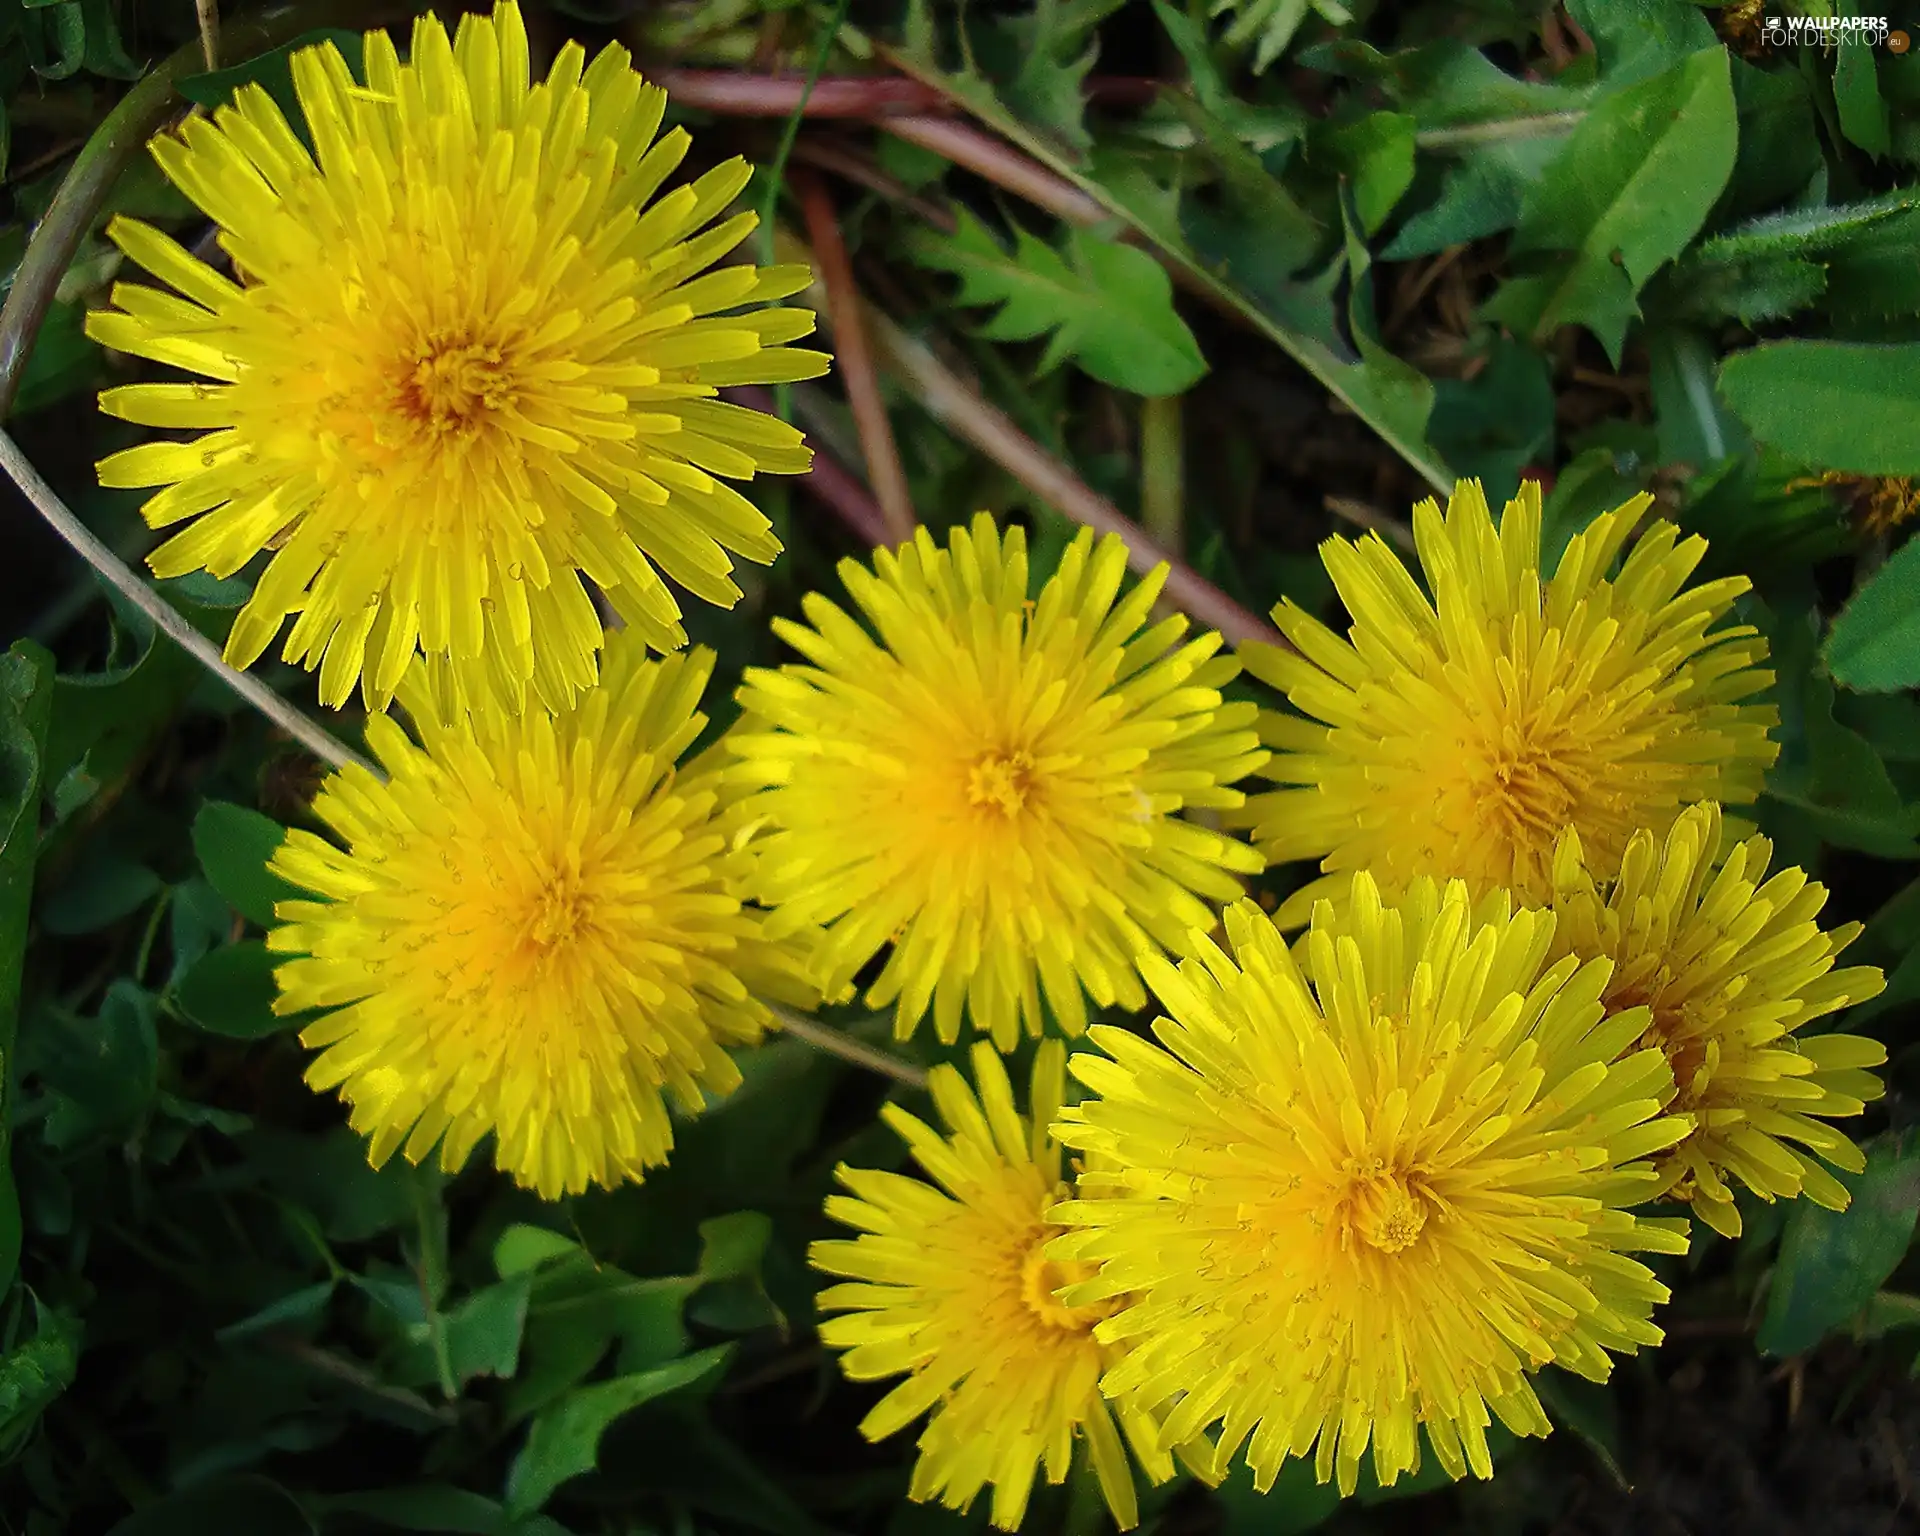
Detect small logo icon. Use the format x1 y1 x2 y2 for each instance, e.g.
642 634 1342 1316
1891 27 1912 49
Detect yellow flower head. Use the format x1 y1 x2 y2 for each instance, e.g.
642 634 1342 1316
89 1 827 712
1051 884 1691 1497
268 636 808 1199
1234 481 1778 924
1550 803 1888 1239
728 513 1269 1051
810 1041 1178 1531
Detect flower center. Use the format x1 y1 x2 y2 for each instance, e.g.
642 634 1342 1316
400 334 517 437
967 750 1037 817
1344 1169 1429 1254
1477 733 1586 837
1017 1237 1109 1332
524 870 592 954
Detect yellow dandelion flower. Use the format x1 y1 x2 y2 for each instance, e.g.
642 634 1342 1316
1549 803 1888 1239
89 1 827 712
727 513 1270 1051
1050 882 1692 1496
267 635 809 1200
1233 480 1778 924
810 1041 1182 1531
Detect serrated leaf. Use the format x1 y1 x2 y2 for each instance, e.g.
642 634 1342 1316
1827 536 1920 692
505 1346 731 1515
1759 1135 1920 1357
192 801 302 928
908 210 1207 395
1696 188 1920 263
0 1300 78 1456
1499 46 1739 361
1214 0 1352 74
1719 340 1920 475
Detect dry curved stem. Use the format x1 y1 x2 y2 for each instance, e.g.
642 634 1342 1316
880 116 1110 227
653 70 953 117
0 430 371 774
795 168 914 543
770 1006 928 1089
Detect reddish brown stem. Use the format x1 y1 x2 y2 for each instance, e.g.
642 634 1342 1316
654 70 953 117
724 387 892 548
795 169 915 544
880 116 1109 226
653 70 1161 119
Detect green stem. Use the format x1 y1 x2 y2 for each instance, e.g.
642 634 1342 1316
1139 394 1184 551
1413 110 1586 151
0 1 344 417
756 0 855 269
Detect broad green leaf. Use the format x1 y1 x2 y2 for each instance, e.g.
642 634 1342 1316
1826 536 1920 693
39 850 161 937
505 1346 731 1515
0 642 52 1293
1835 31 1891 157
1498 47 1738 360
193 801 302 928
248 1126 418 1242
1567 0 1716 83
1719 341 1920 474
174 941 300 1040
907 210 1207 396
1759 1135 1920 1356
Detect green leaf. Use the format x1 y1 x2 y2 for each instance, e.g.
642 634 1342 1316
192 801 301 928
1647 325 1748 466
0 1300 78 1457
1719 341 1920 474
1835 29 1892 157
176 30 367 136
325 1486 555 1535
1385 137 1565 258
173 941 300 1040
1759 1134 1920 1357
1319 111 1416 234
445 1276 533 1385
1534 1368 1627 1487
1567 0 1717 84
39 850 161 936
505 1346 732 1515
1497 47 1739 360
1426 337 1555 504
215 1281 336 1344
1766 610 1920 856
0 642 52 1294
107 1476 316 1536
33 981 159 1151
1826 536 1920 693
907 210 1208 396
985 0 1127 155
496 1225 581 1280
